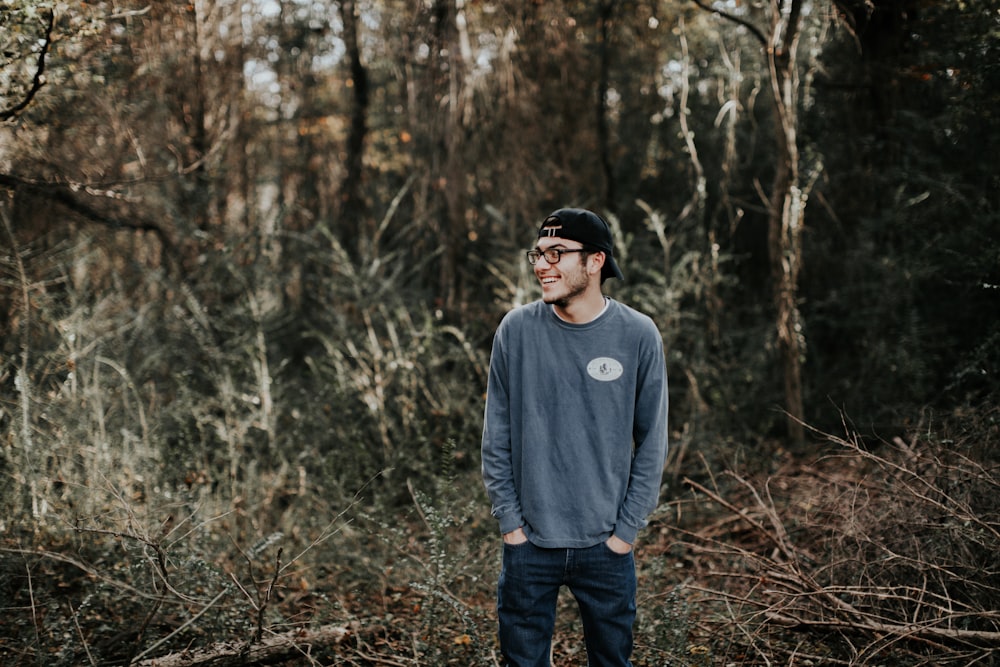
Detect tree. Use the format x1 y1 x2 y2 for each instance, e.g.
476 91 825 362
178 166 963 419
691 0 824 443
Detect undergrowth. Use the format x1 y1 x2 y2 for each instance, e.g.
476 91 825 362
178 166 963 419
2 196 996 665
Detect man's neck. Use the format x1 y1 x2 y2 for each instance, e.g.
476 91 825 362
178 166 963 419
553 290 607 324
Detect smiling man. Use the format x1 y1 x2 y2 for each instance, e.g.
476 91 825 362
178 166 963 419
481 208 669 667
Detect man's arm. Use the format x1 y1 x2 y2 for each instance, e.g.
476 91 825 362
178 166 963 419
481 328 525 536
614 323 669 545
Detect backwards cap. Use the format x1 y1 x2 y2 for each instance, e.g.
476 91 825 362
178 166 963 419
538 208 624 282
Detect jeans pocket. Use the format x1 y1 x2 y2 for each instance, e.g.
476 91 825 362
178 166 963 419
503 538 531 550
502 539 532 567
601 540 633 557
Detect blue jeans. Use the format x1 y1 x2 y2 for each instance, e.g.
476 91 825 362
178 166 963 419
497 540 637 667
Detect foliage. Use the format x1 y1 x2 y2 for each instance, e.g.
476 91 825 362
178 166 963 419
800 0 1000 427
0 0 998 664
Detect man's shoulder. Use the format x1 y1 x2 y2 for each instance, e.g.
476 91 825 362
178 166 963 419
608 299 659 332
498 300 547 328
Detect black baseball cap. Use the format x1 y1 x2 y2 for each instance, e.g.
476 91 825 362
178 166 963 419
537 208 624 282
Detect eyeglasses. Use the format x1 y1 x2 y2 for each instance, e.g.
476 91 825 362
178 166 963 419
526 248 587 265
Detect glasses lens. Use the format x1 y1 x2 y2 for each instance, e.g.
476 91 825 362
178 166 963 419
544 249 561 263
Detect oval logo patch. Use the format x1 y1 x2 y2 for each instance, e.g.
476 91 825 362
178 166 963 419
587 357 624 382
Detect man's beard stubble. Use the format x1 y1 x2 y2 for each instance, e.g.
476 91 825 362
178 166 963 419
543 261 590 309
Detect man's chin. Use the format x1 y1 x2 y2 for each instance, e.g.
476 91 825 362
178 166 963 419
544 295 570 308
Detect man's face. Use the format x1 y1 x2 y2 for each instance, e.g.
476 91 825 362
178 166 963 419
533 236 591 308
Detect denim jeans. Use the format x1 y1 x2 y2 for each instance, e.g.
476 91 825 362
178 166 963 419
497 540 637 667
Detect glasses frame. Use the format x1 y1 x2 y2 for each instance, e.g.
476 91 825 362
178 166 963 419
526 247 589 265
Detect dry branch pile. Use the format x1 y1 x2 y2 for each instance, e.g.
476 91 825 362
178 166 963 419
674 421 1000 665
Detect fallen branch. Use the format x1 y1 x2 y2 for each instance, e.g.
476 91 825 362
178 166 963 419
766 611 1000 647
132 623 351 667
683 475 808 564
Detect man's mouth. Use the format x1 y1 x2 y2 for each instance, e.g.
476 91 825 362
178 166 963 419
540 277 558 285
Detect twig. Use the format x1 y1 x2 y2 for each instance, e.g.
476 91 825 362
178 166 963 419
683 476 797 562
66 599 98 667
128 587 229 664
278 471 383 575
24 551 41 656
1 546 165 602
765 611 1000 646
72 524 202 605
254 547 283 643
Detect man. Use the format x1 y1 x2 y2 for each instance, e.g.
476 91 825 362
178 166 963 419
481 208 669 667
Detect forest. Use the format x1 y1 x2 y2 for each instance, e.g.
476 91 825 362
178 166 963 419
1 0 998 665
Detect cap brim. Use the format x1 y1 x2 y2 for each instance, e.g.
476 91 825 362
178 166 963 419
602 256 624 282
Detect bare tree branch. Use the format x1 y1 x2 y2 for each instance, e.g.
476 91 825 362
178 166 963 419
689 0 768 47
1 8 54 121
0 173 174 251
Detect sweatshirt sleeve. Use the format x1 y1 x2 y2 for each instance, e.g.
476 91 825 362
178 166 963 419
614 321 669 545
480 324 524 535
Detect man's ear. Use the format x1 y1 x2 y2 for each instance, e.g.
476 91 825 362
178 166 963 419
589 251 607 277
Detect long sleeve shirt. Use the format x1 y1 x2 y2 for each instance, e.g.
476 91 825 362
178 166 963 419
481 299 669 548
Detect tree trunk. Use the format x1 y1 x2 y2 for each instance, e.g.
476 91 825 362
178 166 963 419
340 0 370 255
766 0 807 445
692 0 809 444
435 0 473 314
596 0 617 212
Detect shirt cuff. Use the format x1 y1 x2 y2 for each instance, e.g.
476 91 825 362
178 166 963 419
614 522 641 546
497 513 523 535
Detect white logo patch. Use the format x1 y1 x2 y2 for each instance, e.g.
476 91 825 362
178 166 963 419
587 357 624 382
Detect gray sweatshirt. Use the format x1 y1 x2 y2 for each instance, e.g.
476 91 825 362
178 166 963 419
481 299 669 548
